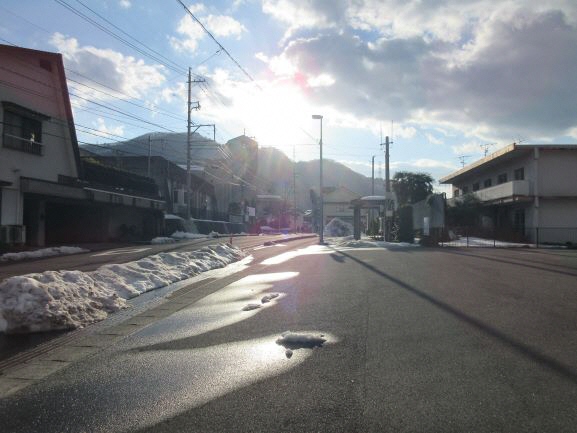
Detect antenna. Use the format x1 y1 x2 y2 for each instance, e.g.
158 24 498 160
458 155 470 168
480 143 494 157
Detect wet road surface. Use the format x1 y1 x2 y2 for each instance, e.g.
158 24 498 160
1 241 577 432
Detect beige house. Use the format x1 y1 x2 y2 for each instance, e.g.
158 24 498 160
440 144 577 244
322 186 364 226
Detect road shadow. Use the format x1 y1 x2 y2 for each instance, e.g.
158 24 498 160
329 253 346 263
334 247 577 386
439 248 577 278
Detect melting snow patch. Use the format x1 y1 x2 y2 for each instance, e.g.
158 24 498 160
0 246 89 262
242 303 262 311
323 218 353 237
276 331 327 350
0 244 245 334
170 231 208 240
150 237 176 245
261 293 279 303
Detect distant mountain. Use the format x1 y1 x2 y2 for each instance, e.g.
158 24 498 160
80 132 222 164
257 147 386 210
81 133 386 211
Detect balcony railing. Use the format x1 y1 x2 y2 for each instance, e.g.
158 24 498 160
472 180 530 202
449 180 531 205
2 134 43 155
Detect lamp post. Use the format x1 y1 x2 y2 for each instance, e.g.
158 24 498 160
312 114 324 244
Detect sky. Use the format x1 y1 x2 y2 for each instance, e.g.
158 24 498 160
2 0 577 192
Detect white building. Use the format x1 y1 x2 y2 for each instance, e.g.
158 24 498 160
440 144 577 244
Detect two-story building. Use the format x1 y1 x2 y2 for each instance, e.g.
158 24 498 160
440 144 577 244
0 44 164 246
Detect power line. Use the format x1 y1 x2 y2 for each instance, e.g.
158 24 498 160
175 0 261 90
53 0 187 76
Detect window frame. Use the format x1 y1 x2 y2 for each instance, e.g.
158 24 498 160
2 102 49 156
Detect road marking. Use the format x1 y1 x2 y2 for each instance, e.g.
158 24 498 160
92 248 151 257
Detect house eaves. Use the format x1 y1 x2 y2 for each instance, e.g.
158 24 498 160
440 144 518 185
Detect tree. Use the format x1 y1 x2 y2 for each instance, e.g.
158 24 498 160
392 172 434 205
446 193 482 227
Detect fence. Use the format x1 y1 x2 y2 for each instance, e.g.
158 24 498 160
437 226 577 248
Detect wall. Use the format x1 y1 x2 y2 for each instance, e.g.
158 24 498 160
538 150 577 197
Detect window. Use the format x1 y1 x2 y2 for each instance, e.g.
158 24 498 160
454 189 460 197
462 186 469 194
173 189 179 204
472 182 480 191
497 173 507 184
2 103 46 155
484 178 492 188
514 167 524 181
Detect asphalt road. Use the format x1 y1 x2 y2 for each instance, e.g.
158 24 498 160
1 241 576 432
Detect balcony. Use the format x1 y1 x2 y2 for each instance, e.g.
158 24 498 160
450 180 531 205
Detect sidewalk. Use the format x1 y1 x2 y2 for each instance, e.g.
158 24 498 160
0 233 317 397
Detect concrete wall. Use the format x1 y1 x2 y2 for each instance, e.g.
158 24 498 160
538 150 577 197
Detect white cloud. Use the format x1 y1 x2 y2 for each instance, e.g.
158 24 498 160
425 133 443 145
170 7 246 54
451 142 484 155
307 73 335 88
119 0 131 9
94 118 125 138
50 33 166 99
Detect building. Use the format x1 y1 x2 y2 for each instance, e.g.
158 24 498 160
82 154 218 220
322 186 363 226
0 44 164 246
440 144 577 244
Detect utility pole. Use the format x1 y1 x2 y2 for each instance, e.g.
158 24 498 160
186 68 204 220
371 155 376 195
312 114 324 244
147 134 152 177
380 135 392 241
458 155 470 168
293 144 297 233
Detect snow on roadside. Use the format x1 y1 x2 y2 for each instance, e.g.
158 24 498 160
0 244 245 334
331 238 419 249
0 246 89 262
170 231 208 240
150 237 176 245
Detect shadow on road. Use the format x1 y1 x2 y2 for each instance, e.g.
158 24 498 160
439 248 577 278
332 247 577 386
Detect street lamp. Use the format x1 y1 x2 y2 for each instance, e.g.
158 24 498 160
312 114 324 244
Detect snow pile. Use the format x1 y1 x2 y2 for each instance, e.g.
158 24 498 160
276 331 327 349
150 237 176 245
0 244 245 334
336 239 380 248
323 218 353 237
0 246 88 262
170 231 208 240
0 271 126 334
242 303 262 311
